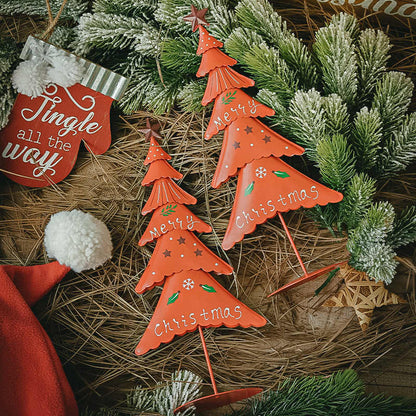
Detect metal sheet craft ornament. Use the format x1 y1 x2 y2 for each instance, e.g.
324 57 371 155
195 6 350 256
136 116 266 413
135 269 265 354
138 203 212 246
0 36 128 187
211 117 305 188
205 89 273 139
189 6 346 296
136 229 233 294
222 156 343 250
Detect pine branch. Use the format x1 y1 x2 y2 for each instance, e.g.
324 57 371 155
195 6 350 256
224 27 264 63
177 80 209 113
278 35 317 90
142 77 186 115
80 409 121 416
49 26 77 48
341 394 416 416
160 37 200 74
93 0 157 18
133 25 162 57
372 71 414 138
339 173 377 230
316 134 356 192
347 201 397 284
322 94 350 136
0 0 87 19
117 64 157 114
128 370 202 416
127 386 155 412
357 29 391 105
0 37 19 130
313 22 358 107
329 13 360 41
231 370 416 416
235 0 316 89
388 205 416 250
155 0 237 39
351 107 383 172
154 0 194 34
286 89 326 161
153 370 201 416
234 0 290 45
75 12 147 54
256 88 289 133
198 0 237 40
240 43 297 105
307 204 340 236
376 113 416 178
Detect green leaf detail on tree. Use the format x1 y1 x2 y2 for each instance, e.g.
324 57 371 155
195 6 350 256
273 170 290 179
244 181 255 196
222 90 237 105
201 284 216 293
161 204 177 216
167 291 180 305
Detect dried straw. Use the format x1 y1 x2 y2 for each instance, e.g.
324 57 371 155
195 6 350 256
0 1 415 408
0 110 414 407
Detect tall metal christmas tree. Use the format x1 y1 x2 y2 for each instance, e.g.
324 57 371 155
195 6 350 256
185 6 346 295
135 119 266 412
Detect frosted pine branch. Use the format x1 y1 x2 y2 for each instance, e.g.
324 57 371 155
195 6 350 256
372 71 414 138
314 24 358 107
351 107 383 172
347 202 397 284
357 29 391 104
316 134 356 192
286 89 326 161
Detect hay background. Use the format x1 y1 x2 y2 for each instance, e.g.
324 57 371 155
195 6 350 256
0 1 415 410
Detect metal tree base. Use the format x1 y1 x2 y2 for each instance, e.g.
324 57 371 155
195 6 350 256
268 261 347 297
174 326 262 414
174 388 263 413
268 212 347 296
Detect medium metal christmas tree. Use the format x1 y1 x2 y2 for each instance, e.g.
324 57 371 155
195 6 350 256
185 6 346 294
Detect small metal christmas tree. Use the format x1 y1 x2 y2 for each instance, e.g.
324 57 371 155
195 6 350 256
135 119 266 412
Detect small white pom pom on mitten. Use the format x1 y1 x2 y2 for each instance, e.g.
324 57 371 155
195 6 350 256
12 60 49 98
44 210 112 273
47 53 85 88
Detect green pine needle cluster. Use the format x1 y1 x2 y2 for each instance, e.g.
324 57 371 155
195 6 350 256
232 370 416 416
128 369 202 416
80 370 416 416
0 0 88 20
81 370 202 416
0 37 18 130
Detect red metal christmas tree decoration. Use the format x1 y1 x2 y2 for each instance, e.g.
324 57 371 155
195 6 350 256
136 119 266 412
187 6 345 295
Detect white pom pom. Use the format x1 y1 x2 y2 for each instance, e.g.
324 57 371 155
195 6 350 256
47 54 85 88
44 210 112 273
12 60 48 97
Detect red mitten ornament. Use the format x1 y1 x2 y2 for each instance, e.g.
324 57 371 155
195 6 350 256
0 36 128 187
135 117 266 413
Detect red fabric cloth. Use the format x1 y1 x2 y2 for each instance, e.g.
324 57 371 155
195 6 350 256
0 262 79 416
